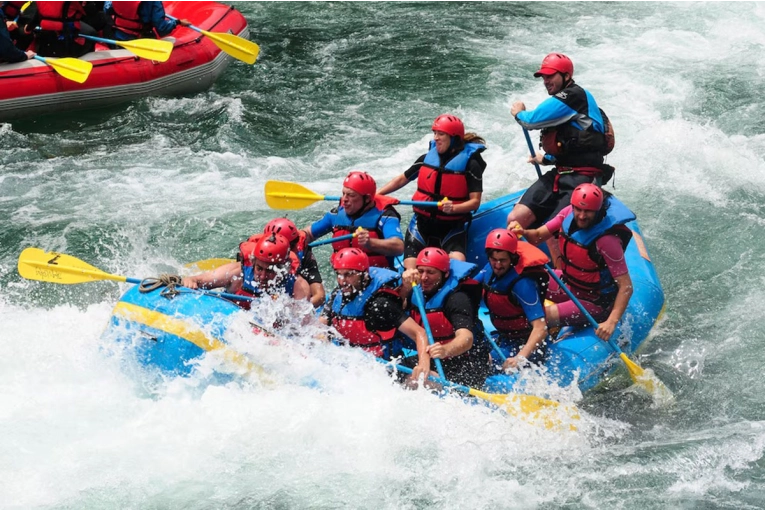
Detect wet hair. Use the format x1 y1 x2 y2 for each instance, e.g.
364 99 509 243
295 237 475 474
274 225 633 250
449 132 486 154
464 132 486 145
486 249 520 266
594 189 613 222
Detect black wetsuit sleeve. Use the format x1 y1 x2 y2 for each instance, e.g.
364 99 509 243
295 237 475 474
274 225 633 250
0 22 27 63
363 294 409 332
380 207 402 220
403 154 427 181
298 249 323 284
465 153 486 193
443 291 475 331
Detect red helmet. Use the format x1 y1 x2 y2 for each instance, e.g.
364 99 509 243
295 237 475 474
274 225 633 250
534 53 574 78
571 183 603 211
331 247 370 272
485 229 518 254
416 248 450 273
432 114 465 141
252 233 290 264
343 171 376 197
264 218 299 243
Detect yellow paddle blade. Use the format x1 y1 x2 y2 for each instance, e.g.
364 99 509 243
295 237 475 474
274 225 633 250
18 247 126 285
116 38 174 62
620 352 645 382
620 353 675 404
183 258 235 272
468 387 580 431
200 29 259 64
43 57 92 84
265 180 326 210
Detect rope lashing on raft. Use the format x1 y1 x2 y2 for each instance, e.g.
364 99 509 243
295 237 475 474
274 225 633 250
139 274 184 299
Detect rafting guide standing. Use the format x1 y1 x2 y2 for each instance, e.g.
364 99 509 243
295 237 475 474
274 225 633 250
506 53 615 233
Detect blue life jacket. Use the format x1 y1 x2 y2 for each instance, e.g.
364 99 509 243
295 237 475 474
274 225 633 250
330 266 401 349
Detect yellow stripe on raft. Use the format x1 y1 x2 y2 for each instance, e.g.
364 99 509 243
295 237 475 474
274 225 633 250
112 301 271 380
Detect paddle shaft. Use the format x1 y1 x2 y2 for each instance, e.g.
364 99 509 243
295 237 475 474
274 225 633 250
77 34 119 45
542 263 627 356
412 284 447 380
183 236 342 271
119 276 255 304
14 1 31 22
307 232 354 248
321 195 442 208
164 14 204 34
485 334 508 362
523 128 543 179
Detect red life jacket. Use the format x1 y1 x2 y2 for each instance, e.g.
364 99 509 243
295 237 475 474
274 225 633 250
110 1 147 38
331 195 400 269
329 267 401 357
558 201 634 304
411 307 454 345
37 1 85 32
411 141 484 222
2 1 25 19
483 243 549 338
409 260 477 358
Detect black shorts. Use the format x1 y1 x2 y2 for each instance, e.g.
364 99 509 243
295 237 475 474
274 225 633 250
404 215 469 259
519 169 596 228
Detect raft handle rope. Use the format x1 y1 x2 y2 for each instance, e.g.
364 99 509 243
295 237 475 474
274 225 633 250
139 274 184 299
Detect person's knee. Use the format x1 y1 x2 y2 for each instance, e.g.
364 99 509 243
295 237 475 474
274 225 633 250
544 304 560 327
448 251 466 261
507 204 535 229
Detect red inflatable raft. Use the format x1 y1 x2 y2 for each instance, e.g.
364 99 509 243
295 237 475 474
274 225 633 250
0 2 249 122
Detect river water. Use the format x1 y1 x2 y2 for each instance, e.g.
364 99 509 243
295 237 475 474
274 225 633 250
2 2 765 509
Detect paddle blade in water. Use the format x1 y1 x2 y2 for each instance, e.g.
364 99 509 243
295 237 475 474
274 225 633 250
621 353 675 405
469 387 580 431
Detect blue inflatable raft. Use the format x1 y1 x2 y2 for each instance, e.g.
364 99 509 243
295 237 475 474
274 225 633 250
103 190 665 394
106 286 244 376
